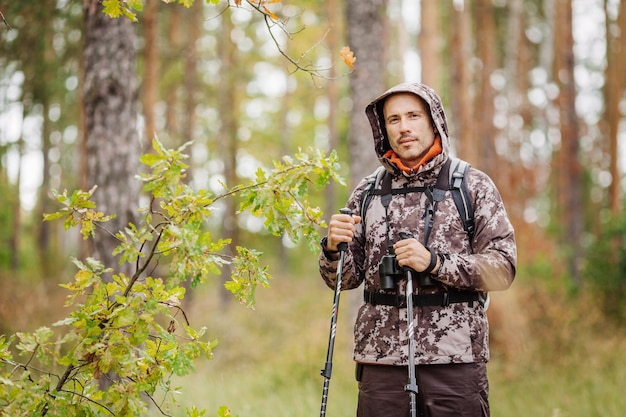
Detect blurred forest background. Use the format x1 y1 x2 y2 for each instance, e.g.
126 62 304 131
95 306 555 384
1 0 626 416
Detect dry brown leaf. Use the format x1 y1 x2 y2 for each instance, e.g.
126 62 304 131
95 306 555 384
340 46 356 70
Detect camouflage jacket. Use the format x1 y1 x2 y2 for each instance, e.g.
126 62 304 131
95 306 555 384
318 83 517 366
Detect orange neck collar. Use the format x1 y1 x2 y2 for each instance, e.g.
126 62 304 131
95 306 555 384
383 136 442 174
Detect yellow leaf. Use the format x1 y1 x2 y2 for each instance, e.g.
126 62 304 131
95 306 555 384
340 46 356 70
263 6 278 21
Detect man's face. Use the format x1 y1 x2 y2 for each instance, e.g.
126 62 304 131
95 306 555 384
383 93 436 168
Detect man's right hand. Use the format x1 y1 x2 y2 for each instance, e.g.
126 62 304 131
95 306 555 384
325 212 362 252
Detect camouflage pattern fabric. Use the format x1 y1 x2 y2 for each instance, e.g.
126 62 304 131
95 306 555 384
319 82 517 366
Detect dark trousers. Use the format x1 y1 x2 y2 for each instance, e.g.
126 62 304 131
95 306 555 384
356 362 489 417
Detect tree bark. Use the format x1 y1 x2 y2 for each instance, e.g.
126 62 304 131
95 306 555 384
605 0 624 215
449 0 474 161
82 0 140 277
553 0 583 286
345 0 387 188
419 0 442 91
183 1 202 150
142 0 159 148
472 0 498 175
217 11 239 305
325 0 342 217
164 7 182 135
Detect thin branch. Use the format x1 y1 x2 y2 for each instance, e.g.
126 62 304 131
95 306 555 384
123 230 163 298
54 364 75 392
56 389 116 416
286 189 324 226
213 160 317 202
141 389 174 417
110 374 175 417
86 214 122 241
163 302 190 326
239 0 349 80
0 10 12 30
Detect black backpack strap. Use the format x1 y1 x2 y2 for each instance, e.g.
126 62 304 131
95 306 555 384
433 158 452 203
359 159 475 243
423 158 453 245
360 166 386 220
438 157 475 242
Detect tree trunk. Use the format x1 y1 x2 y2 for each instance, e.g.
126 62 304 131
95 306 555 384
165 7 182 135
419 0 442 91
449 0 474 160
217 11 239 305
605 0 624 215
325 0 341 217
34 0 56 276
553 0 583 286
472 0 498 175
83 0 140 278
142 0 159 148
11 122 24 273
499 0 524 222
345 0 387 188
183 1 201 146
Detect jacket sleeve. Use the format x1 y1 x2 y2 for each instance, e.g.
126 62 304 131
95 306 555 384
318 181 369 291
436 169 517 292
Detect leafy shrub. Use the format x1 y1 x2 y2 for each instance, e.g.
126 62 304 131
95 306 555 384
0 139 342 417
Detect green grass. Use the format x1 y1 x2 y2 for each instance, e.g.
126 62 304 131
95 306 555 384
489 333 626 417
164 274 626 417
6 256 618 417
167 276 361 417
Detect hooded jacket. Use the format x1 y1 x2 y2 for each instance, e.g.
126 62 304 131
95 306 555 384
319 82 517 366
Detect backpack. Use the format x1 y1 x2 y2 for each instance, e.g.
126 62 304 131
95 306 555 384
359 157 475 243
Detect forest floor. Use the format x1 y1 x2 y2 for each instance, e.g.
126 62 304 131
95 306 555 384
170 273 626 417
2 262 624 417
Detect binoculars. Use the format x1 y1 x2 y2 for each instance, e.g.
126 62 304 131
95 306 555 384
378 234 437 290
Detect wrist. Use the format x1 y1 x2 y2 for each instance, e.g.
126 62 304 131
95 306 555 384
425 247 438 274
320 236 340 259
435 253 446 275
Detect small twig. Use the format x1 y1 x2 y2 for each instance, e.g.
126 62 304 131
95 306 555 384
123 231 163 298
56 389 116 416
237 1 347 80
163 303 190 326
142 389 174 417
286 189 324 226
1 10 12 30
213 161 317 202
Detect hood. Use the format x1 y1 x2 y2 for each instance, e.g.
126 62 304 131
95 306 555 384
365 82 451 172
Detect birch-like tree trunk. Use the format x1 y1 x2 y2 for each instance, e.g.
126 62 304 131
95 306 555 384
83 0 140 277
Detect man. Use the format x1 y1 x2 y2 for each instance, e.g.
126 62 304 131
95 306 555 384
319 82 516 417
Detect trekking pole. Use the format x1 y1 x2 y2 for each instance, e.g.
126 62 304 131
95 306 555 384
399 231 418 417
320 208 353 417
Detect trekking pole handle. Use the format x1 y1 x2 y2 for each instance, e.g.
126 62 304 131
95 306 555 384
399 231 414 240
337 208 353 252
